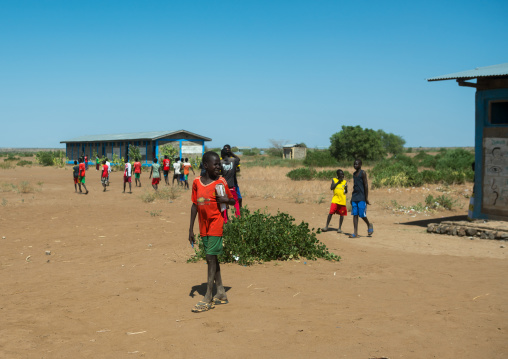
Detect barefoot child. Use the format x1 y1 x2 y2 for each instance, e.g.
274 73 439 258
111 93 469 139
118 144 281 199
349 159 373 238
322 169 348 233
183 157 195 189
188 151 235 313
162 155 171 186
149 157 161 191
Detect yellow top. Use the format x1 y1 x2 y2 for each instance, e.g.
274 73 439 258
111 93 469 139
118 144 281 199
331 178 347 205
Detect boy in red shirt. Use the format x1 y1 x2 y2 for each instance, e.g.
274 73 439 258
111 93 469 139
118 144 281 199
133 158 142 187
162 155 171 185
78 158 89 194
188 151 235 313
101 160 109 192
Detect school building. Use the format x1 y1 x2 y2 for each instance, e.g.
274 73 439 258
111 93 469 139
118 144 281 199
428 62 508 221
60 130 211 165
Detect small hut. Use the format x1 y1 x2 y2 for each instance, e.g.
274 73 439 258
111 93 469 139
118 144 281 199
283 144 307 160
428 63 508 221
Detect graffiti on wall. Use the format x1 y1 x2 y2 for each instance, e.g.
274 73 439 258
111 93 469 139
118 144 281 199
483 137 508 213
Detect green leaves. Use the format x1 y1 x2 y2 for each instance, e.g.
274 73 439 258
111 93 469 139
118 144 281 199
187 207 340 265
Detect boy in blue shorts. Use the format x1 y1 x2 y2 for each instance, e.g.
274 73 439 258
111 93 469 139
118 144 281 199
188 151 235 313
322 169 347 233
349 159 373 238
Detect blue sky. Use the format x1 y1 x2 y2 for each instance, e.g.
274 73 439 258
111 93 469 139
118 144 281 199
1 0 507 149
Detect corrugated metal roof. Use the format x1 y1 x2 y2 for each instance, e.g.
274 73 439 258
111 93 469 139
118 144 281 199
427 62 508 81
61 130 211 143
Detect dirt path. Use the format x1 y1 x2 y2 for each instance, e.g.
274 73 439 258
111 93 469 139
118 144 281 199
0 166 506 358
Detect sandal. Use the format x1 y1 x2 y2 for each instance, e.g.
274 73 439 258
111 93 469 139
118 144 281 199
212 297 229 305
368 223 374 235
348 234 358 238
191 301 215 313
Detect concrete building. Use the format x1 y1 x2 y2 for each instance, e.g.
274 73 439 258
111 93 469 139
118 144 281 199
428 62 508 221
61 130 211 165
283 144 307 160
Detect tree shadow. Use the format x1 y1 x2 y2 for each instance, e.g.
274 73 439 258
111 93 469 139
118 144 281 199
399 215 468 228
189 283 232 298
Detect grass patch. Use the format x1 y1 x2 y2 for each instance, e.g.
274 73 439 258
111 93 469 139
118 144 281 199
18 181 35 193
0 162 15 170
140 186 182 203
16 160 33 167
188 207 340 265
147 210 162 217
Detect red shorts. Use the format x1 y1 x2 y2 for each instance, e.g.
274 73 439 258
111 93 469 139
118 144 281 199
329 203 347 216
74 177 79 184
124 176 131 183
152 178 160 185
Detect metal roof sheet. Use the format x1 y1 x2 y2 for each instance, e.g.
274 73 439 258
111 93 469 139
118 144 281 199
427 62 508 81
61 130 211 143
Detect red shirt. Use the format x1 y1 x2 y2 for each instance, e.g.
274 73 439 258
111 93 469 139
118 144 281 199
191 177 233 237
102 164 109 178
163 158 170 171
134 162 141 174
79 163 86 177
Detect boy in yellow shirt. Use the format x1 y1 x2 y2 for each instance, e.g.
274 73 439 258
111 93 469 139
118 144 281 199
322 169 348 233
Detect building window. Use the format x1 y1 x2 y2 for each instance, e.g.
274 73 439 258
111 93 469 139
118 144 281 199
490 101 508 125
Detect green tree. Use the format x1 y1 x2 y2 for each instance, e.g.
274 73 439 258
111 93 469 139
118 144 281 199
158 144 179 162
377 130 406 155
329 125 385 161
128 146 141 162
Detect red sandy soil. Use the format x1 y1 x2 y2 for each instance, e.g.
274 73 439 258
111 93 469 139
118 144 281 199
0 166 507 359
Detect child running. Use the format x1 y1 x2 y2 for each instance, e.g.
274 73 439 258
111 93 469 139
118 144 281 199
101 160 109 191
322 169 348 233
149 157 161 191
183 157 195 189
188 151 235 313
349 159 373 238
123 161 132 193
73 160 80 192
78 158 89 194
133 158 142 187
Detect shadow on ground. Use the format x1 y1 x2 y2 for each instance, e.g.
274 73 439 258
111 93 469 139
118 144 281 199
189 283 232 298
399 215 468 228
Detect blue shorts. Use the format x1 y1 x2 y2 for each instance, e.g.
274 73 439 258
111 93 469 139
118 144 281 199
351 201 367 218
235 185 242 199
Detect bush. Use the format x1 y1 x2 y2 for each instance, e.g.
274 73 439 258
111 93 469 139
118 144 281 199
435 148 474 171
16 160 32 167
425 194 455 210
371 160 423 188
314 170 352 181
286 167 316 180
188 207 340 265
4 154 20 161
303 150 338 167
35 151 66 167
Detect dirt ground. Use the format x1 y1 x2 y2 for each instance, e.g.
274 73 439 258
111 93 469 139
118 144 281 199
0 164 507 359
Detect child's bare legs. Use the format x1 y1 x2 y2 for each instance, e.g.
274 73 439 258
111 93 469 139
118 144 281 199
352 215 370 237
204 254 227 303
338 215 344 232
103 183 107 192
323 214 333 231
78 183 82 193
74 183 77 192
81 183 88 194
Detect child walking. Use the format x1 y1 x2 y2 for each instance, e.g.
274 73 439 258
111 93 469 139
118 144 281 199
322 169 348 233
188 151 235 313
133 158 142 187
78 158 89 194
123 161 132 193
73 160 80 192
349 159 373 238
101 160 109 191
149 157 161 191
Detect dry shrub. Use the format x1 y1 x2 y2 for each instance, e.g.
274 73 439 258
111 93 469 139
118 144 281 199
140 186 182 203
18 181 35 193
0 162 15 170
0 182 18 192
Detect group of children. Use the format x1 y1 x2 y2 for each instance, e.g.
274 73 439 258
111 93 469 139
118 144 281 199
72 156 143 194
322 159 373 238
187 156 373 313
149 156 196 191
